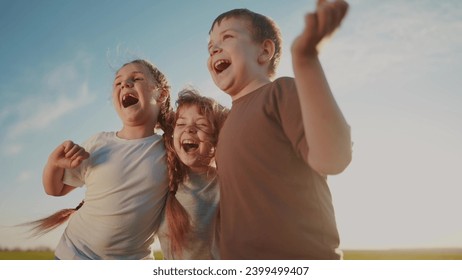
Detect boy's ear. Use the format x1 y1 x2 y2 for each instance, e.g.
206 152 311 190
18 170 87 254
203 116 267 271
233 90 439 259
258 39 276 65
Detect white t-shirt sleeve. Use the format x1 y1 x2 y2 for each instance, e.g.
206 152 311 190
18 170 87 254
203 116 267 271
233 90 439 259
62 134 97 188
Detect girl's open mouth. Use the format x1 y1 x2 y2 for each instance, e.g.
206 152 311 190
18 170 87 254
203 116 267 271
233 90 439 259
182 139 199 152
122 94 139 108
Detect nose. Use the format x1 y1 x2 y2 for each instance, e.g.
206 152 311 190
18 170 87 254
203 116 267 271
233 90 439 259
209 43 221 56
121 79 134 89
185 125 197 133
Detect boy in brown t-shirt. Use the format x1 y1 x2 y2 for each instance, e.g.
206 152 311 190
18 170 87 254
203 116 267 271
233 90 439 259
207 0 352 259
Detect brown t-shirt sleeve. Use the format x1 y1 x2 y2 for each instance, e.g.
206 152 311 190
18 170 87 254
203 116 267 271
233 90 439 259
267 77 309 164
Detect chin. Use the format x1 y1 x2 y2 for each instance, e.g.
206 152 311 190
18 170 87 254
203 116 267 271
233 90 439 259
215 82 232 95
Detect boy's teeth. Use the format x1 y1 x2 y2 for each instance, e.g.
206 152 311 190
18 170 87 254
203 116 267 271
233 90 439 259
214 60 230 72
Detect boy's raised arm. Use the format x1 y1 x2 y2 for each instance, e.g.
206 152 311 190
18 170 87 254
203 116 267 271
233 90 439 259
42 140 88 196
291 0 351 175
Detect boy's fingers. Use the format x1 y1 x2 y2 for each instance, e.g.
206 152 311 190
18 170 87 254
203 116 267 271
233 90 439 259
328 2 341 32
318 0 349 36
330 0 349 30
305 12 318 36
337 0 349 25
292 12 320 55
316 2 333 37
317 0 327 8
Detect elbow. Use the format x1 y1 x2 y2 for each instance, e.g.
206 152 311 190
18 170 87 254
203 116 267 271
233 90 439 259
309 148 352 176
43 182 67 197
44 188 64 197
328 151 352 175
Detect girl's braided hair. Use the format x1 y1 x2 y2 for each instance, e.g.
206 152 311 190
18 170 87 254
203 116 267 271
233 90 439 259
163 87 228 257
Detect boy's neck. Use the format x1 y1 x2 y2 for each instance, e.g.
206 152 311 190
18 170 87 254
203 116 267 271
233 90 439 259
229 77 271 101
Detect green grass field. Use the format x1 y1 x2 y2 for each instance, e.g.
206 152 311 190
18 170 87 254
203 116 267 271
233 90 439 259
343 249 462 260
1 249 461 260
0 250 164 260
0 251 55 260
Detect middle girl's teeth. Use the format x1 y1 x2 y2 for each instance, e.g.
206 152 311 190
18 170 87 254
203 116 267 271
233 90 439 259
182 139 199 152
182 139 196 145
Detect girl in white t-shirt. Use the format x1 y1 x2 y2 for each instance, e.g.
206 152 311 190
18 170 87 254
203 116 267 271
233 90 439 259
27 59 173 259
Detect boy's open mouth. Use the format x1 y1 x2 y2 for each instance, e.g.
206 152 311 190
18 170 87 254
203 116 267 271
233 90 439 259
182 139 199 153
122 94 139 108
214 59 231 74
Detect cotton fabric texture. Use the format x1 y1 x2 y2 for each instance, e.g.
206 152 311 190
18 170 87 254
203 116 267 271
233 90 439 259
55 132 168 260
157 170 220 259
216 77 340 260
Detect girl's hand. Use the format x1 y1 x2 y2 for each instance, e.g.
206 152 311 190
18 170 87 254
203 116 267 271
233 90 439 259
291 0 349 58
49 140 90 169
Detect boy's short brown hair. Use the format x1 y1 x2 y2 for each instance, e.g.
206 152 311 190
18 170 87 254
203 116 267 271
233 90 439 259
210 9 282 78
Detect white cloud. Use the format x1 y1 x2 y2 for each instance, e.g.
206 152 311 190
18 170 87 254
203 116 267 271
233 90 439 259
44 63 78 91
0 107 11 124
2 144 22 156
4 57 95 140
16 171 32 183
7 82 92 139
317 0 462 92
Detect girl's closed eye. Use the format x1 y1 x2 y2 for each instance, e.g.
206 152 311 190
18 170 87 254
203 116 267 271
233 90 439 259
197 122 209 128
197 122 212 133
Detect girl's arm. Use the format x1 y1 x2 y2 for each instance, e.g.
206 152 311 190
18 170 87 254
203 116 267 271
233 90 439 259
43 140 89 196
291 0 351 175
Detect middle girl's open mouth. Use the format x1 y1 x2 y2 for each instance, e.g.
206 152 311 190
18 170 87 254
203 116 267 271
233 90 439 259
182 139 199 152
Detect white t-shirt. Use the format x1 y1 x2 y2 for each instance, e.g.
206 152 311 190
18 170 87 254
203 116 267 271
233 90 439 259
55 132 168 260
157 170 220 259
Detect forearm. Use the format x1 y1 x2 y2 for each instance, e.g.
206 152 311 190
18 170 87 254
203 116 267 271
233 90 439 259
293 55 352 175
42 159 67 196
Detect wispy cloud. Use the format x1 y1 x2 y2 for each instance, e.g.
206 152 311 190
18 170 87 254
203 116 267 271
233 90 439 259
2 144 22 156
7 82 92 139
3 56 95 141
318 0 462 92
16 171 32 183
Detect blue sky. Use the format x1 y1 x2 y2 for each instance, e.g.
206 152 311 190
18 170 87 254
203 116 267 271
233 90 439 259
0 0 461 251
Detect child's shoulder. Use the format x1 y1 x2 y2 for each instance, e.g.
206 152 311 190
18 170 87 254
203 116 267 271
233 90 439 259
88 131 115 140
261 77 299 106
273 76 294 85
266 76 296 96
82 131 116 148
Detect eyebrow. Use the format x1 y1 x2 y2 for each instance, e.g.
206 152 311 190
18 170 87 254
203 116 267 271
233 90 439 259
176 116 207 121
208 28 234 48
114 71 144 81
